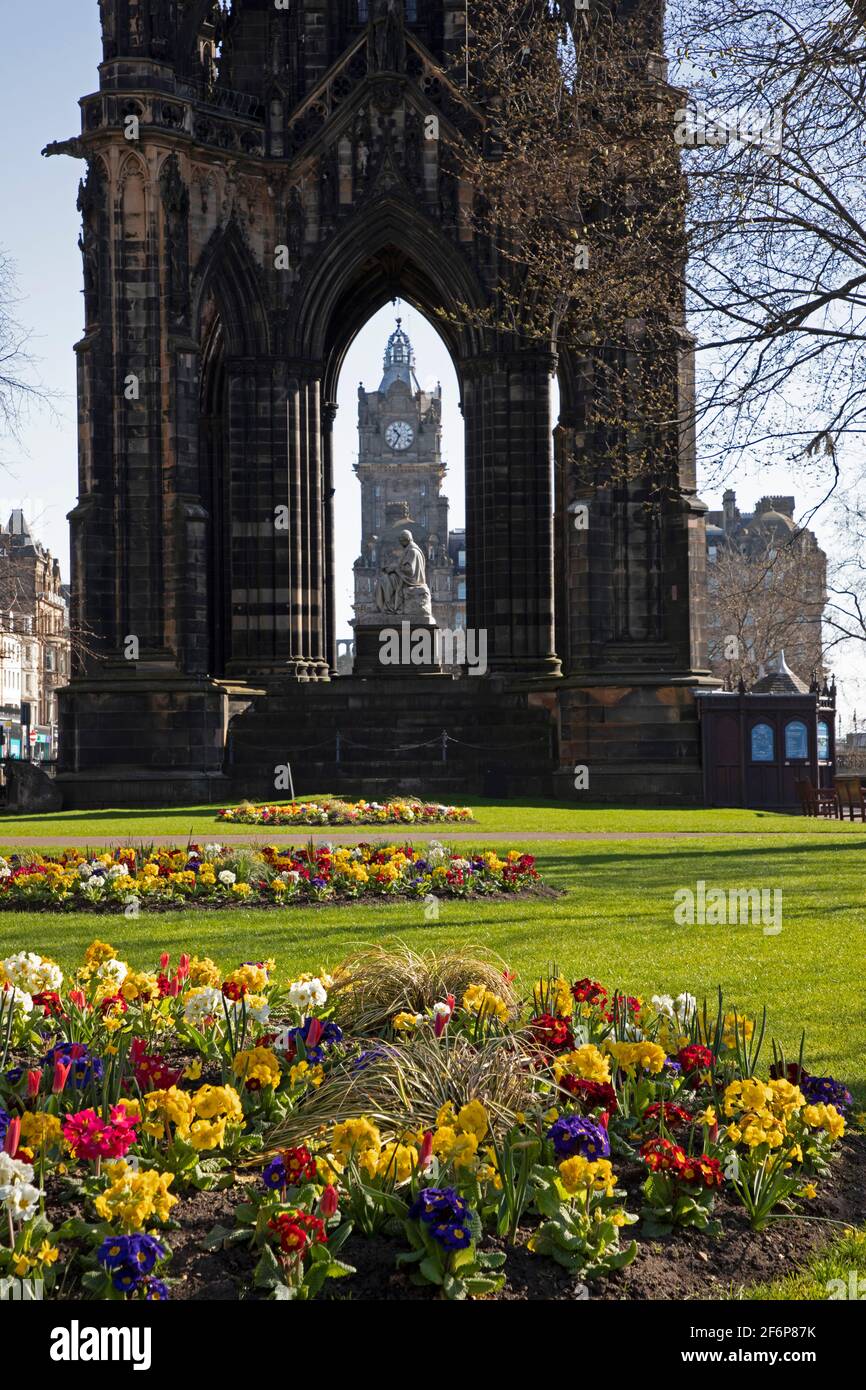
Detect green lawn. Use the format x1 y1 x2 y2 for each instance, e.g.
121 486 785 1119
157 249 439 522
2 831 863 1099
1 797 865 840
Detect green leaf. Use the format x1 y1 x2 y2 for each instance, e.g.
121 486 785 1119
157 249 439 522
463 1275 505 1295
253 1244 282 1289
201 1223 234 1250
451 1245 476 1272
419 1255 445 1285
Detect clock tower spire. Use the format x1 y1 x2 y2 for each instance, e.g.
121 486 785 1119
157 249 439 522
351 321 466 647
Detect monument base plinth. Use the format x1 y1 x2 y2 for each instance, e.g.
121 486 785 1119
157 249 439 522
353 622 444 677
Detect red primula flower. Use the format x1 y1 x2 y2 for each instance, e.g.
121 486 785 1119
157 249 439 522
559 1077 618 1117
62 1106 139 1162
678 1154 724 1188
640 1137 688 1172
570 978 608 1008
528 1013 574 1054
676 1044 714 1075
32 991 64 1019
643 1102 693 1132
281 1146 318 1184
268 1209 327 1258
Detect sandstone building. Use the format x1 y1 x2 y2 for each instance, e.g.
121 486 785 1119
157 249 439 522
704 491 826 688
0 512 71 760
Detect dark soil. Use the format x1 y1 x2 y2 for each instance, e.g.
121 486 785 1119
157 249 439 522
42 1134 865 1301
320 1133 866 1302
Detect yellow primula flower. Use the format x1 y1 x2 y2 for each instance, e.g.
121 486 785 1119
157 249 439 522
192 1083 243 1123
94 1164 177 1231
19 1111 63 1150
232 1047 281 1090
554 1044 611 1085
376 1141 418 1182
605 1041 666 1076
802 1103 845 1141
462 984 509 1025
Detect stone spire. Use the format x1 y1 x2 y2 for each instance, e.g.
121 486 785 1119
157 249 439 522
379 318 420 391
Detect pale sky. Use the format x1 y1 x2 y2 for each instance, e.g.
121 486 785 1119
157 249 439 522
0 2 861 726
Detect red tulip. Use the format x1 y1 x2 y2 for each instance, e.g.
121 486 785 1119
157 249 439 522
3 1117 21 1156
69 989 86 1010
598 1111 610 1131
26 1069 42 1098
319 1185 339 1217
178 954 191 980
305 1017 323 1048
52 1060 72 1094
419 1129 434 1170
159 952 170 971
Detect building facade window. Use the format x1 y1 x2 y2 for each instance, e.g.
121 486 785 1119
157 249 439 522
750 722 775 762
784 720 809 760
817 720 830 761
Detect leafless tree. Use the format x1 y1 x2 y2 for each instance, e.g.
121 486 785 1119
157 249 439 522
0 252 55 453
705 533 827 686
453 1 866 511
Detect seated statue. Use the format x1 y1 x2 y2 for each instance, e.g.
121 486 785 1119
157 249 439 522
375 529 434 623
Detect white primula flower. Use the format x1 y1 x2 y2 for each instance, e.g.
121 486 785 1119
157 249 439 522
278 870 300 885
246 997 270 1026
97 958 128 987
3 986 34 1019
272 1026 296 1059
674 992 698 1022
218 870 236 886
3 1182 43 1223
651 994 676 1020
108 863 130 881
204 844 223 856
0 1153 35 1189
183 986 222 1026
1 951 61 993
78 863 93 879
432 1001 452 1020
287 977 327 1011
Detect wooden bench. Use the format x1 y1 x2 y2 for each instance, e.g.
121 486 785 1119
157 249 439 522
795 777 838 818
834 774 866 821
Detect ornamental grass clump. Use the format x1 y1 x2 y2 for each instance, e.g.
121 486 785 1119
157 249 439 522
327 943 520 1034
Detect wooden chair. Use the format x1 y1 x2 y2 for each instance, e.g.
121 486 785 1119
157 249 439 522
795 777 838 818
834 774 866 821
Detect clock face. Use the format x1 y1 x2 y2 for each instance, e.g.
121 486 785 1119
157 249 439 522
385 420 415 451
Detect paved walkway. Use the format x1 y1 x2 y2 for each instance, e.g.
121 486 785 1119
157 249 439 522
0 828 861 848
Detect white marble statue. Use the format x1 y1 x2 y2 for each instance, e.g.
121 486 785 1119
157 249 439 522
375 529 435 623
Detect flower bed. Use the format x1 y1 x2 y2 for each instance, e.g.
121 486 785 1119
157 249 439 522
0 943 857 1302
217 799 475 826
0 843 537 912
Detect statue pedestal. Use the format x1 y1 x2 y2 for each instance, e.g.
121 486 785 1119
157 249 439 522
354 622 443 677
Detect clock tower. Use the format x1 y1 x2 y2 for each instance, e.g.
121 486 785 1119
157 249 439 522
352 321 465 638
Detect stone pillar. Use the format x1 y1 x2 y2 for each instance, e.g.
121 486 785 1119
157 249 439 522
463 352 561 678
322 400 338 675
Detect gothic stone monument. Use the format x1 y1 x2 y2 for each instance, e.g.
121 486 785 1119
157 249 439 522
49 0 712 806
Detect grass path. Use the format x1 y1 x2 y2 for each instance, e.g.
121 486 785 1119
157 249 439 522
2 832 863 1098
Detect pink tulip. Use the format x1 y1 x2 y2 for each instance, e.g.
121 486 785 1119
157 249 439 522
419 1130 434 1170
